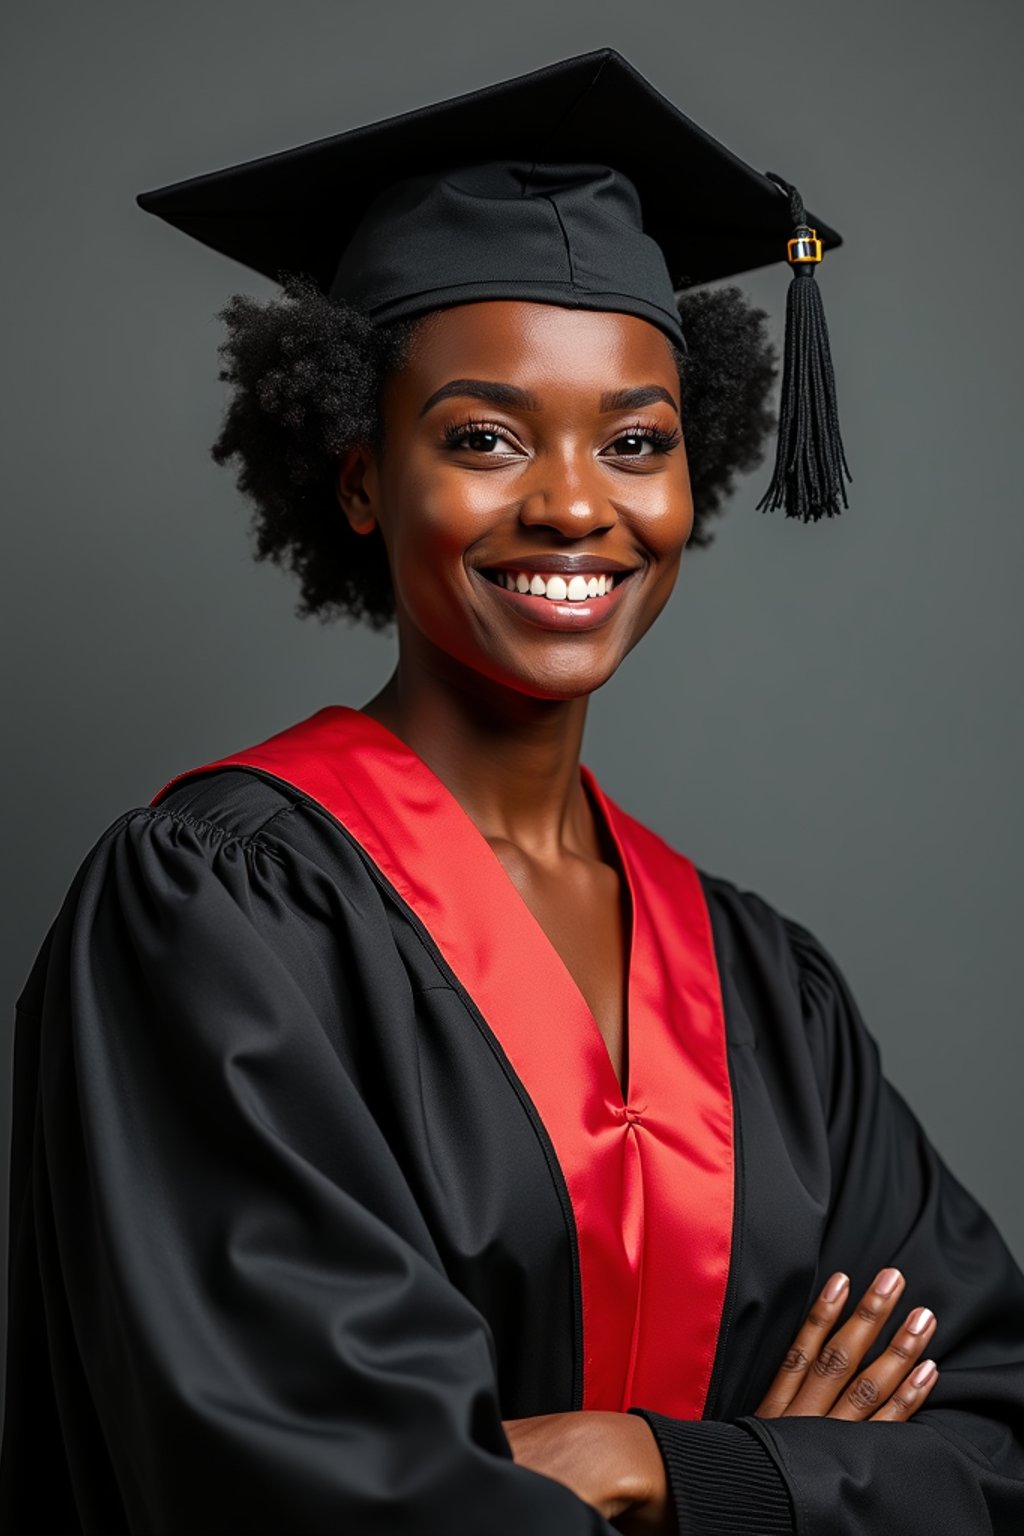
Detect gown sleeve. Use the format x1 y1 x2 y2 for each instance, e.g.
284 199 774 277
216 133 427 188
630 907 1024 1536
0 805 626 1535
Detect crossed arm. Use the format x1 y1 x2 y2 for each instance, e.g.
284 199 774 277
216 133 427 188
505 1259 943 1531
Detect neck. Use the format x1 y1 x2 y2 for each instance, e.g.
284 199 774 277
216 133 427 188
358 660 595 861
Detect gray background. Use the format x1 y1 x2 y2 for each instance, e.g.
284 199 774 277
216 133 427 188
2 0 1021 1412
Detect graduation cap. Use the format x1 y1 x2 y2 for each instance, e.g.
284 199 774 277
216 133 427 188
137 47 850 522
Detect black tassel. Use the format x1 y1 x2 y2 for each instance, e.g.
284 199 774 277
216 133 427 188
756 173 851 522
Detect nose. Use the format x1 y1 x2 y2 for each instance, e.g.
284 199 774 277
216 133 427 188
516 455 617 539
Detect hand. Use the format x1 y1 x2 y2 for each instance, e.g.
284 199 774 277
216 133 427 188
755 1266 940 1420
502 1409 672 1533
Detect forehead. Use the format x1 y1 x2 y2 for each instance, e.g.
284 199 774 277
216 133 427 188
398 300 678 398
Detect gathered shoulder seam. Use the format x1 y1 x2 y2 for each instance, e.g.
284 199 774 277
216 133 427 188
129 801 295 860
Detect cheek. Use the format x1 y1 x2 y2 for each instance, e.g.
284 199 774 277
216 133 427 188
637 464 694 565
382 462 488 620
626 470 693 635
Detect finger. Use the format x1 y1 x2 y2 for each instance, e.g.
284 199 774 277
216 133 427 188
755 1272 851 1417
828 1305 937 1421
870 1357 940 1421
784 1266 906 1416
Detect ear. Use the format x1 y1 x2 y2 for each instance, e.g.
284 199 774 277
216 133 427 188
336 446 378 536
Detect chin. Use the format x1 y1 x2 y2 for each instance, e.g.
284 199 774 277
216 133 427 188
492 657 623 703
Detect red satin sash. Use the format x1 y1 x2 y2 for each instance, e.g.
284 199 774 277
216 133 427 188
150 705 735 1418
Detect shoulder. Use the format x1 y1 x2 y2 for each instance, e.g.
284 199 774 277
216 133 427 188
53 766 384 947
148 766 303 843
695 865 824 988
84 765 377 881
18 767 392 1019
39 771 313 921
694 862 878 1093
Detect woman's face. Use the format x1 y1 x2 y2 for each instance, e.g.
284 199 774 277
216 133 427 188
337 299 693 702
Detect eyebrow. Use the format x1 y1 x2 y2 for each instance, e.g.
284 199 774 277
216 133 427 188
418 378 679 418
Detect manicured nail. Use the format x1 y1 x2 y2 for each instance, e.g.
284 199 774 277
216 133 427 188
874 1268 902 1296
906 1307 935 1335
910 1359 937 1387
822 1272 850 1302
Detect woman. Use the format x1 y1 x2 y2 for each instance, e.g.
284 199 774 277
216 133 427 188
3 47 1024 1535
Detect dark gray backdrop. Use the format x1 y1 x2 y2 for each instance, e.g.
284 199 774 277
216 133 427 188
3 0 1022 1416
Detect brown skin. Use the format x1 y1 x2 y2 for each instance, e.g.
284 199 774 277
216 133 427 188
336 300 939 1531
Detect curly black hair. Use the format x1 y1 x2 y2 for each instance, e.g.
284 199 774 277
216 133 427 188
210 273 778 632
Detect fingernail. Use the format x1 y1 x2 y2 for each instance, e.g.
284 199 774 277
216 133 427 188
874 1268 902 1296
906 1307 935 1336
911 1359 937 1387
822 1272 850 1302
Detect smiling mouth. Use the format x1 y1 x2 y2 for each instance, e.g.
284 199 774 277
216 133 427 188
480 568 633 602
472 564 639 633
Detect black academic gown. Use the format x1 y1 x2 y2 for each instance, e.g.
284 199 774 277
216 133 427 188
3 704 1023 1535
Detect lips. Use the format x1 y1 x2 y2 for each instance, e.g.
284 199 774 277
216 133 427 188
471 564 638 633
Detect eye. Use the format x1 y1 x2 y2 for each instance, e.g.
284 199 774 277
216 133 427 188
440 419 520 454
605 424 682 458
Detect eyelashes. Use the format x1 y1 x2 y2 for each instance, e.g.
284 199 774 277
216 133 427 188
439 417 682 458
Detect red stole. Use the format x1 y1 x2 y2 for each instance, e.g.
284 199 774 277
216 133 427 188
150 705 735 1419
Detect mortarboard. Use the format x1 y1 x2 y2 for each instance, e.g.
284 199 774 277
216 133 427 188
137 47 851 522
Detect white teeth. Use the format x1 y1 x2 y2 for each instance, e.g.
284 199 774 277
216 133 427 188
494 570 622 600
